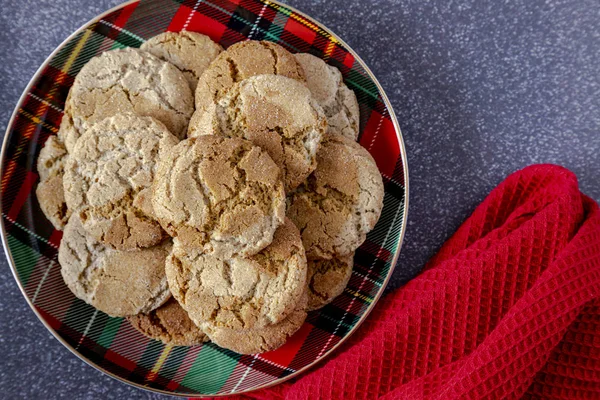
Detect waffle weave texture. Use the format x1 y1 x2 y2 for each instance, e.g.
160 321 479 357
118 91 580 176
219 164 600 399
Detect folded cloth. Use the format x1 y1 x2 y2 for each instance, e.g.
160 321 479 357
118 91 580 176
213 165 600 399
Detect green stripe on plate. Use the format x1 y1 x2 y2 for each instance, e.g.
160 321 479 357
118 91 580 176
96 316 125 348
7 235 41 286
181 345 240 393
63 299 98 335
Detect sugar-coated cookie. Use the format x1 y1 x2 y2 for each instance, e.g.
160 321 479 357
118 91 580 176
288 135 384 259
166 219 307 331
153 135 285 257
189 74 327 191
203 291 308 354
36 136 70 229
294 53 360 140
56 92 78 153
193 40 304 115
63 114 178 250
307 253 354 311
66 48 192 152
58 214 171 317
141 31 223 92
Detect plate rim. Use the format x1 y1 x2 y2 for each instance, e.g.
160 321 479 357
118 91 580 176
0 0 410 397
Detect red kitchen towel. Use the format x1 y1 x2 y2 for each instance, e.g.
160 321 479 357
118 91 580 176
217 164 600 399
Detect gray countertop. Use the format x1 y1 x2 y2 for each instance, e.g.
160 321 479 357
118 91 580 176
1 0 599 398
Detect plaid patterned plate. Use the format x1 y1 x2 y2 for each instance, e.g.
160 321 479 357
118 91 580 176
1 0 408 396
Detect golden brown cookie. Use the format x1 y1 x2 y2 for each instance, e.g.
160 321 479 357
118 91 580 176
37 135 67 181
58 214 171 317
193 40 305 115
294 53 360 141
203 291 308 354
63 114 178 250
166 219 307 331
287 135 384 259
307 253 354 311
189 74 327 192
56 92 78 154
152 135 285 257
141 31 223 92
36 136 70 229
66 48 193 152
127 297 208 346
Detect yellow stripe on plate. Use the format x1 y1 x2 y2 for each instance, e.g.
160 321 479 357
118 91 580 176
62 28 93 75
345 289 373 304
44 28 93 105
147 344 173 382
18 109 59 134
323 38 338 60
267 1 327 36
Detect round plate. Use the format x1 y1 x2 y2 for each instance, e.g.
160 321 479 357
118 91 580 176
1 0 408 396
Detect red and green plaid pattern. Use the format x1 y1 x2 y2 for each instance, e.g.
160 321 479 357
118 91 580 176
1 0 407 396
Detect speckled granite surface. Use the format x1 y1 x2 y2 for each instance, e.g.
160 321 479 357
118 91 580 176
1 0 598 398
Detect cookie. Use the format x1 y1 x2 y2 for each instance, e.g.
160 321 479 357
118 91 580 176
127 297 208 346
287 135 384 259
141 31 223 92
36 136 71 229
307 254 354 311
56 92 78 153
193 40 305 116
63 114 178 250
203 291 308 354
37 135 67 181
189 75 327 192
166 218 307 331
152 135 285 257
66 48 193 152
58 214 171 317
294 53 360 141
37 175 69 230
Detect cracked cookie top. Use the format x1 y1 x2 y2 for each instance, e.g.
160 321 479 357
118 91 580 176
127 297 208 346
36 136 71 229
58 214 171 317
63 113 178 250
307 253 354 311
66 48 193 151
287 134 384 259
203 290 308 354
189 74 327 192
192 40 305 115
141 31 223 92
294 53 360 141
152 135 286 257
165 219 307 331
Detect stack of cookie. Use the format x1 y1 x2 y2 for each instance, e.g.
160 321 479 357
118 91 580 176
36 32 384 354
